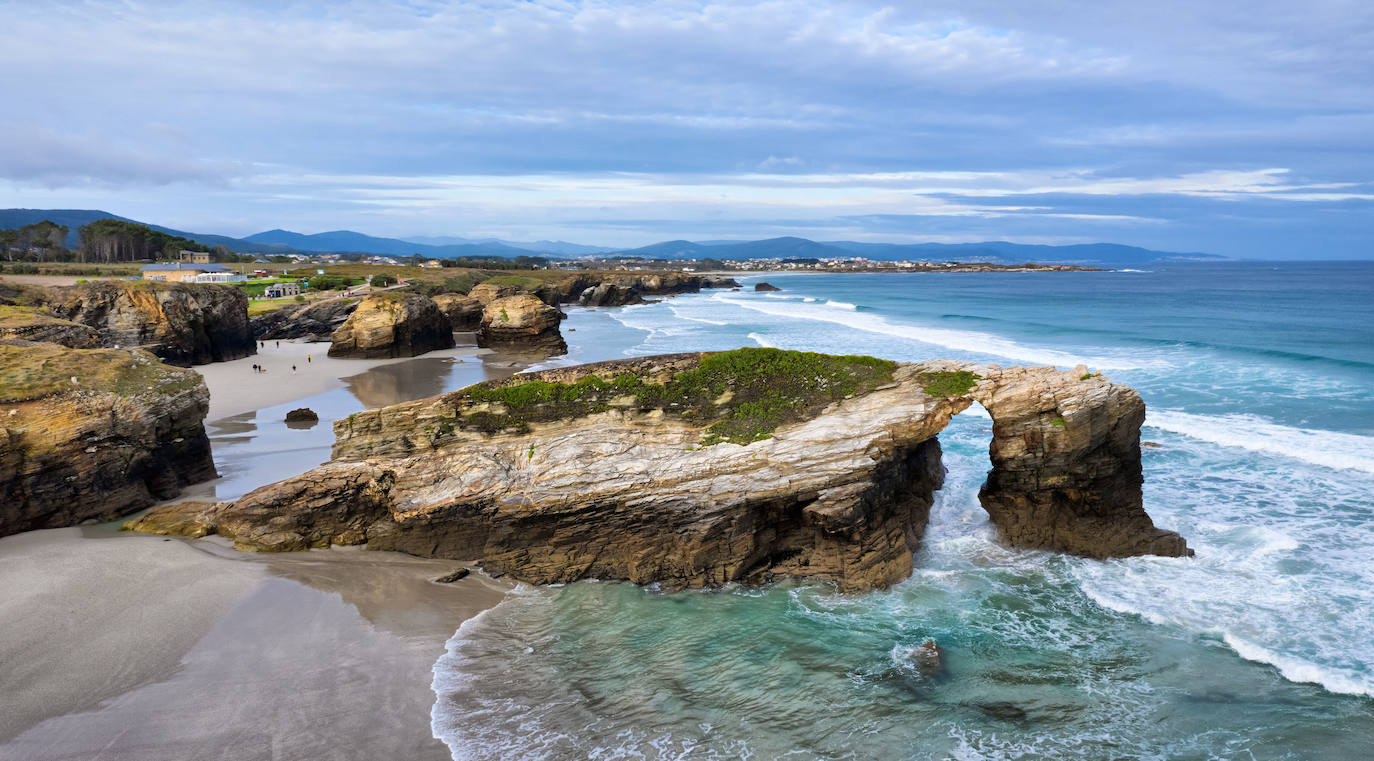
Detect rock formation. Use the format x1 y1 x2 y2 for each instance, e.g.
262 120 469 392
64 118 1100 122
755 282 782 292
285 408 319 425
0 340 216 537
467 282 521 305
475 294 567 354
0 306 101 348
327 293 455 359
431 293 484 331
253 297 359 341
1 281 253 366
576 273 740 306
130 349 1187 591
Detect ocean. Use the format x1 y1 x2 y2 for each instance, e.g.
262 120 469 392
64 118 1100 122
426 262 1374 760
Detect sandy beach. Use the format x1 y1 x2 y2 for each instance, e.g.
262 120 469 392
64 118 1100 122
0 333 552 761
0 527 509 761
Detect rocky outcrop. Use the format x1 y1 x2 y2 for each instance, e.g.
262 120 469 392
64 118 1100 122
467 282 521 305
2 281 253 366
475 294 567 354
0 340 216 537
971 363 1190 558
327 294 455 359
0 306 101 348
253 297 359 341
285 408 319 423
431 293 484 331
576 273 741 306
755 282 782 292
131 350 1187 591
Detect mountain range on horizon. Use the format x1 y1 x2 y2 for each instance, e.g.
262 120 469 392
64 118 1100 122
1 208 1229 266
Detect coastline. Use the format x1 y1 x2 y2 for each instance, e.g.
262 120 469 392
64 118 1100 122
0 331 553 761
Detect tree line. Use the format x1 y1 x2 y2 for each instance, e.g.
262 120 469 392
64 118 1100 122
76 219 209 263
0 221 70 262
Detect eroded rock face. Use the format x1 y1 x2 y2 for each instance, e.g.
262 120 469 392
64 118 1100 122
253 297 359 341
131 350 1188 591
576 273 741 306
431 293 484 331
328 294 455 359
968 363 1190 558
475 294 566 354
0 306 101 348
0 341 216 537
4 281 254 366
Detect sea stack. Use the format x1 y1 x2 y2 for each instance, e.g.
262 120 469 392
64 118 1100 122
475 294 567 354
327 293 455 359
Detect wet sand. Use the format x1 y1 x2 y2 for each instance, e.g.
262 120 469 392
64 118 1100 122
0 528 509 761
196 335 512 421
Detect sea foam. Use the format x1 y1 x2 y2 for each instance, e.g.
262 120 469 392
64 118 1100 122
1146 409 1374 474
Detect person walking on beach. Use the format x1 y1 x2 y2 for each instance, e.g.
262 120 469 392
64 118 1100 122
307 355 311 363
292 365 297 373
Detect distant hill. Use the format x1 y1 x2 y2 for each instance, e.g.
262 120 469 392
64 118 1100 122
610 237 1226 265
0 209 299 254
245 229 568 258
403 235 613 256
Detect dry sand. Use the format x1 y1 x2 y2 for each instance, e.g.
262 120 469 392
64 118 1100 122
0 527 509 761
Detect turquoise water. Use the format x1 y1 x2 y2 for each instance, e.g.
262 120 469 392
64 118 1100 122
433 263 1374 760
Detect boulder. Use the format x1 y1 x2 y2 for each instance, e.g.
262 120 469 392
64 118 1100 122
910 640 945 678
327 294 455 359
0 340 216 537
754 282 782 292
431 293 484 331
254 297 359 341
132 350 1187 590
3 281 253 366
285 408 319 423
0 305 101 348
475 294 567 354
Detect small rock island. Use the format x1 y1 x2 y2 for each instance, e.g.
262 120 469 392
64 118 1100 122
131 348 1189 591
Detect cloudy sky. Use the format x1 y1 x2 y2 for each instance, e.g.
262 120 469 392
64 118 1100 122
1 0 1371 257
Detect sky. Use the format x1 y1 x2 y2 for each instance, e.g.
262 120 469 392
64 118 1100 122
1 0 1371 258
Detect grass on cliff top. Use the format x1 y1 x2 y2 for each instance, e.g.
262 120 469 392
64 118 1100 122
918 370 981 397
448 347 898 446
0 304 71 329
0 343 201 404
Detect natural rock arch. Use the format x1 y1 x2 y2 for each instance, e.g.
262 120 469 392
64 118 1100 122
130 352 1189 591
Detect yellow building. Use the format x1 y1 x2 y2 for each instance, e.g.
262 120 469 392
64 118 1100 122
140 262 233 282
179 250 212 264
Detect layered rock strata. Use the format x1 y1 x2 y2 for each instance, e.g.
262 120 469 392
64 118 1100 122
0 340 216 537
0 306 101 348
327 293 455 359
253 297 359 341
475 294 567 354
576 273 739 306
129 350 1188 591
1 281 253 366
431 293 484 331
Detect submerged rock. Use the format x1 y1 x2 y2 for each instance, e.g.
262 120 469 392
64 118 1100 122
910 640 945 678
476 294 566 354
433 568 471 583
133 349 1188 590
328 293 455 359
0 340 216 537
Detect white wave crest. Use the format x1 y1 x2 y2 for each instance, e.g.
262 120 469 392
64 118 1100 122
711 293 1150 369
667 305 727 325
1223 634 1374 697
1146 410 1374 474
747 332 776 348
826 300 858 310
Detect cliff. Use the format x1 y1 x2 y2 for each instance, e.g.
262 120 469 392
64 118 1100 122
129 349 1187 591
0 340 216 537
252 297 359 341
0 306 101 348
431 293 484 331
1 281 254 366
327 293 455 359
576 273 740 306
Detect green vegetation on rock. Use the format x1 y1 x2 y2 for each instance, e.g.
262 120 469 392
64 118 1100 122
0 343 202 404
918 370 982 397
451 347 897 446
